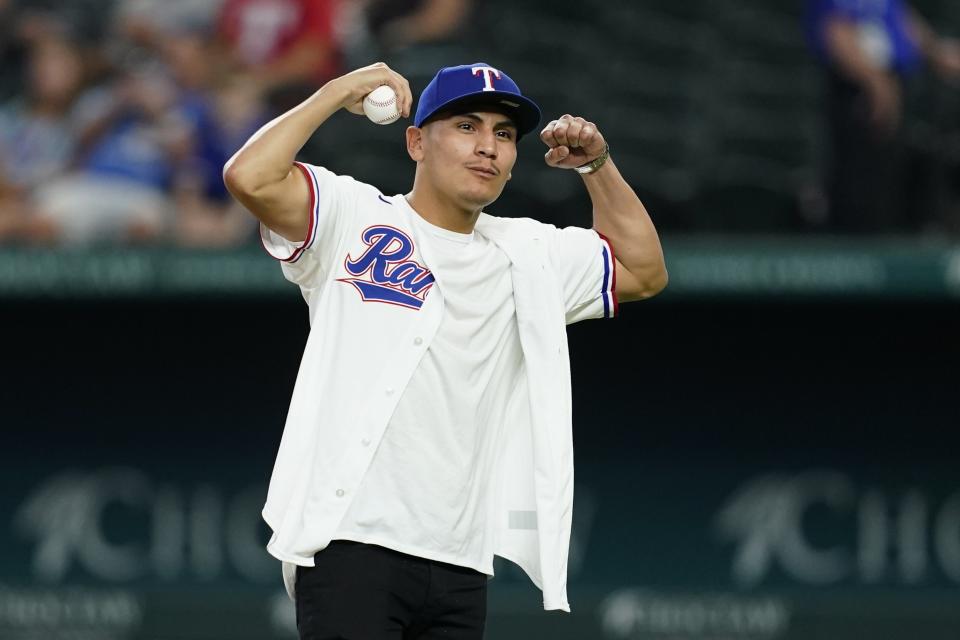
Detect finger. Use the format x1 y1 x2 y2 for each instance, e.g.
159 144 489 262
402 77 413 117
544 145 570 166
553 114 576 146
394 72 412 117
388 83 407 117
565 120 584 148
540 120 560 147
552 120 571 147
388 79 407 118
381 78 403 113
580 122 596 146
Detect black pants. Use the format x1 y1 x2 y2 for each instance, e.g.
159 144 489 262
295 540 488 640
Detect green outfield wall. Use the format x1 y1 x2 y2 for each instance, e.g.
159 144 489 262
1 256 958 639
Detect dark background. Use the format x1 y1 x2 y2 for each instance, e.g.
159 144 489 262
2 0 960 637
3 292 958 639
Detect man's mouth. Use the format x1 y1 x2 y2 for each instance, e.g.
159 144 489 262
466 165 498 178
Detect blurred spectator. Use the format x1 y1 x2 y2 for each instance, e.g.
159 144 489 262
23 62 190 245
13 0 116 44
216 0 342 111
114 4 266 246
169 68 265 247
0 0 23 101
337 0 472 72
0 36 85 242
0 0 267 248
0 0 112 102
114 0 224 48
806 0 960 233
365 0 471 53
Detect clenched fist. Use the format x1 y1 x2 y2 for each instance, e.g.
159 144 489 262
540 115 607 170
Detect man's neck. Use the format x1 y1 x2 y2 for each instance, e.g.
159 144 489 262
405 183 481 234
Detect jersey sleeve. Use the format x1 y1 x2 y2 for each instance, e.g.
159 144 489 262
259 162 356 289
546 225 618 324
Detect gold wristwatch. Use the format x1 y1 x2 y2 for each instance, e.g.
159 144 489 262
574 144 610 175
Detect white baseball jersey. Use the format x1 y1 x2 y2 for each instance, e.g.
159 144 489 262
260 161 617 612
332 210 523 576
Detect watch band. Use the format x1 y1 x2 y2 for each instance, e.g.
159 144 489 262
574 144 610 175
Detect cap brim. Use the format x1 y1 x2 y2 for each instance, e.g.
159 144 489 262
419 91 542 139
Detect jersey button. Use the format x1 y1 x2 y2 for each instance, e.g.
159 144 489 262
413 336 423 346
335 489 345 497
385 387 394 396
361 438 371 447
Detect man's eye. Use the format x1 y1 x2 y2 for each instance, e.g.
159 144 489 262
458 123 474 131
497 131 514 140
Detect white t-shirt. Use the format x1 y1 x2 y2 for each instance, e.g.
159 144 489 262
260 163 620 611
333 206 523 575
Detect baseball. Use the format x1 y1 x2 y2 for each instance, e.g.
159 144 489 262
363 85 401 125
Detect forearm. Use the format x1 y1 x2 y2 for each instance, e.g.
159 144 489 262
582 157 666 292
224 81 347 194
223 63 411 240
907 7 939 59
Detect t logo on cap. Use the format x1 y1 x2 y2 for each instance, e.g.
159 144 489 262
414 62 542 138
472 66 501 92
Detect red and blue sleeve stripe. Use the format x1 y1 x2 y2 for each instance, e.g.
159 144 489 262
259 161 319 263
597 232 618 318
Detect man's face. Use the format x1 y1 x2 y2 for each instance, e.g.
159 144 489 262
414 110 519 210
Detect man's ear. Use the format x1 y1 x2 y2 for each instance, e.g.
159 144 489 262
406 126 424 162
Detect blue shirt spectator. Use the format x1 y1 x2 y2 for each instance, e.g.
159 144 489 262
0 100 75 190
177 88 264 203
805 0 960 234
79 112 177 190
70 73 188 192
806 0 922 74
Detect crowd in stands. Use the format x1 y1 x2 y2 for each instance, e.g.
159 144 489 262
2 0 960 246
0 0 470 247
807 0 960 234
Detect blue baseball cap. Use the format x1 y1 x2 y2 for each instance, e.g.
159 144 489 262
414 63 542 139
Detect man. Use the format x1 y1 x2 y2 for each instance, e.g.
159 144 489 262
217 0 341 108
224 61 667 639
806 0 960 232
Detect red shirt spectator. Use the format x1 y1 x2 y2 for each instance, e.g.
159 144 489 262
218 0 340 87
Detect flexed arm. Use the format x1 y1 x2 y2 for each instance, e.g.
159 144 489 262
223 63 413 242
541 115 667 302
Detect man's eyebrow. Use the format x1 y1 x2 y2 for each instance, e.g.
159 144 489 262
459 112 518 130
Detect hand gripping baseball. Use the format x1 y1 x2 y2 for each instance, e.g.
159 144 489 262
541 115 607 169
331 62 413 119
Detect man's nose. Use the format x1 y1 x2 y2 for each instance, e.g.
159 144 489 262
475 132 498 158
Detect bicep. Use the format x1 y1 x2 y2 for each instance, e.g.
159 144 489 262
225 162 312 243
614 256 645 303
